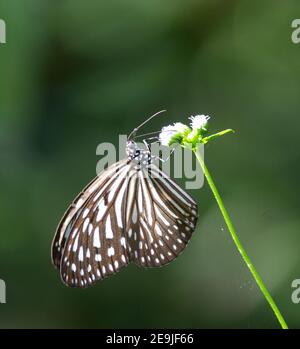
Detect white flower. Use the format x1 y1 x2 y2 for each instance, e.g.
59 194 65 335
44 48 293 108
159 122 188 146
173 122 188 133
159 125 175 146
189 115 210 131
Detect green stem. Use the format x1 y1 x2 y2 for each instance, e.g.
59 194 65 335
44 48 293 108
202 129 234 144
193 148 288 329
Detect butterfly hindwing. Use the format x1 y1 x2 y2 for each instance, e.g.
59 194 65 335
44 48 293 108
127 165 198 268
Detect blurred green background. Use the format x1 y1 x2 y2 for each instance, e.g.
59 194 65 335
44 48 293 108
0 0 300 329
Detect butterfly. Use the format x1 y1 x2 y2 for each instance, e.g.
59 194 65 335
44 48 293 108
51 111 198 287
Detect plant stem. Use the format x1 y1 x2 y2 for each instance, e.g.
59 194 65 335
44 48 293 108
193 149 288 329
202 129 234 144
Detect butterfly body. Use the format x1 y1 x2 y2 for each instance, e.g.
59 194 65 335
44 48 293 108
52 136 198 288
126 140 154 167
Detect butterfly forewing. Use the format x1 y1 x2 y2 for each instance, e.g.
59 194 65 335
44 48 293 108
52 160 131 284
52 159 130 270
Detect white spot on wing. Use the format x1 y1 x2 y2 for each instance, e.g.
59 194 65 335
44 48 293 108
120 237 126 247
115 180 127 228
96 200 107 222
86 248 91 258
139 174 153 225
132 204 138 223
82 208 89 219
73 235 79 252
108 247 115 257
83 218 90 233
88 223 93 235
78 247 84 261
105 215 113 239
75 198 84 209
155 224 163 236
93 227 101 248
156 208 170 226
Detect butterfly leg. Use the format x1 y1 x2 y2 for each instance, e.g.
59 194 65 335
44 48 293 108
143 139 151 152
142 137 160 151
158 146 176 163
142 138 177 164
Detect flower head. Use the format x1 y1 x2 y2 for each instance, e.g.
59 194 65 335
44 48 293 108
159 113 233 149
189 115 210 131
159 122 189 146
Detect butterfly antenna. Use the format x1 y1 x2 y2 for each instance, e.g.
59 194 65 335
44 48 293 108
133 130 161 140
128 110 166 140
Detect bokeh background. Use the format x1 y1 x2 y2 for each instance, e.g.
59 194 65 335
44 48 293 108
0 0 300 329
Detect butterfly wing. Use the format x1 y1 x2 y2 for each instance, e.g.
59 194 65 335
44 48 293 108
52 159 137 287
52 159 128 269
52 158 199 287
128 164 198 267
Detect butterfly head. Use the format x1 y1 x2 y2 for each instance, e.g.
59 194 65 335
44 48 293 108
126 139 138 156
126 110 167 166
126 140 153 166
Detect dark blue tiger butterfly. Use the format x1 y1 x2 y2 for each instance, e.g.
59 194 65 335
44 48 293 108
52 111 198 287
